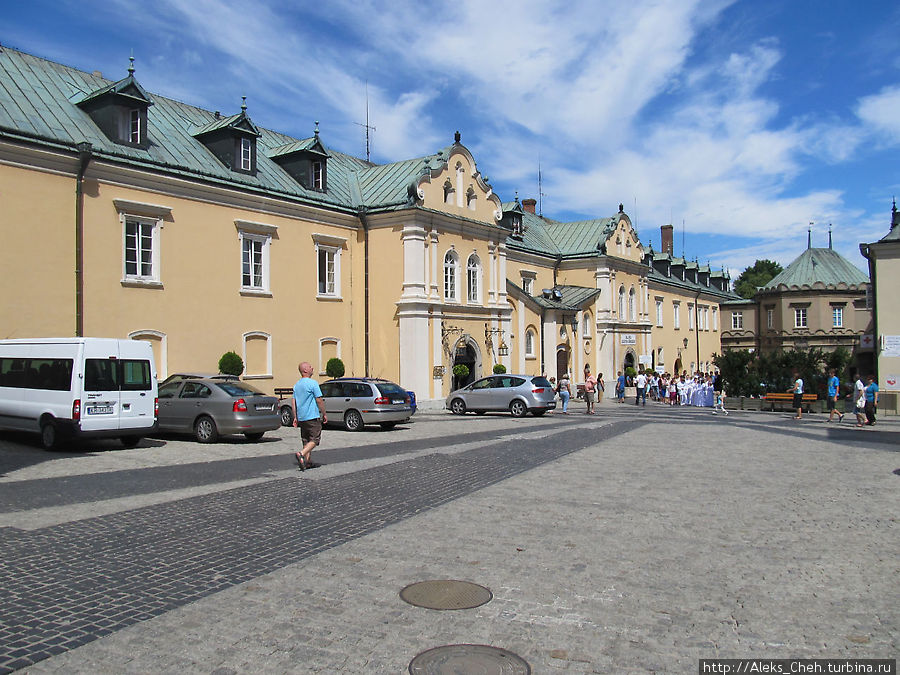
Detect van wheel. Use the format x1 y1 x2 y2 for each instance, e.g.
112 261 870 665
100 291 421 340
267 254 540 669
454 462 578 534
344 409 364 431
120 436 141 448
509 399 528 418
194 415 219 443
279 405 294 426
40 420 58 450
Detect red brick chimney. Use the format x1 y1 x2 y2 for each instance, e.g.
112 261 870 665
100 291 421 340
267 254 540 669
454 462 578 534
660 224 674 255
522 198 537 214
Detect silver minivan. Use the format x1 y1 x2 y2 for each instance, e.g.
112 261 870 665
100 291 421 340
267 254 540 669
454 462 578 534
0 338 158 449
446 375 556 417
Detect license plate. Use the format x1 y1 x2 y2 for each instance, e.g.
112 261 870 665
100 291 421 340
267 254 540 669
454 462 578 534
87 406 114 415
392 399 406 404
255 404 273 411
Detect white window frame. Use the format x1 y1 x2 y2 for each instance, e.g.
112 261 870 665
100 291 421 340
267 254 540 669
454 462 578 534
712 307 718 331
618 286 626 319
444 250 459 302
235 220 277 296
466 254 481 304
688 303 695 330
122 214 161 285
242 331 272 379
525 328 536 359
628 287 636 322
732 312 744 330
583 313 592 337
656 299 664 327
311 233 346 300
673 301 681 329
312 161 324 190
832 306 843 328
129 108 141 144
794 307 808 329
240 137 253 171
240 232 270 293
317 245 339 298
318 337 341 376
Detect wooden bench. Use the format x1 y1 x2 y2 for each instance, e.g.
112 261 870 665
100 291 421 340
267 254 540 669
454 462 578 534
763 392 817 412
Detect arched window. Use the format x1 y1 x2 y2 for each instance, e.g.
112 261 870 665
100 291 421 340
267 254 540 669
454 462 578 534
618 286 626 319
525 328 536 358
443 251 458 301
628 287 636 322
466 254 480 304
582 313 591 337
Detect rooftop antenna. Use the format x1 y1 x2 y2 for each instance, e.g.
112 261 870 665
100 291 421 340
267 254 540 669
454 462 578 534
537 155 546 217
808 222 813 249
828 223 833 249
682 219 685 258
355 81 376 162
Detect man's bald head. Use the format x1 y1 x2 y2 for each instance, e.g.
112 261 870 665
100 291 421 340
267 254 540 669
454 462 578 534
298 361 313 377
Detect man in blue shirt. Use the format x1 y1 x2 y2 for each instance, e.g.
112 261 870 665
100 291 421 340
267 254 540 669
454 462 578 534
291 361 327 471
826 368 844 423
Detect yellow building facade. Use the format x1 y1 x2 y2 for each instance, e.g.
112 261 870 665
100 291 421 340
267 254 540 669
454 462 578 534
1 47 739 403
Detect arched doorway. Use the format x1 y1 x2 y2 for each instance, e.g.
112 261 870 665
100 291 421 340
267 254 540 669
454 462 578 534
452 339 478 390
674 357 683 375
556 345 570 381
623 351 635 372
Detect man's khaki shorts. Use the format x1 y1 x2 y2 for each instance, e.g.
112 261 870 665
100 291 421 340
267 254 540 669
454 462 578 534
299 418 323 446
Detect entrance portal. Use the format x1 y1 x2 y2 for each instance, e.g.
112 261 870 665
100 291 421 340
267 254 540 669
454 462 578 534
556 346 569 381
624 351 635 372
452 341 477 390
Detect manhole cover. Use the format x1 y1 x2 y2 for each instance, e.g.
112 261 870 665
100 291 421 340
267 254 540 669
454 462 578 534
400 580 492 610
409 644 530 674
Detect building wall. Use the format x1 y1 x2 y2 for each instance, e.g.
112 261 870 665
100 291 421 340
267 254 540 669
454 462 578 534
871 241 900 399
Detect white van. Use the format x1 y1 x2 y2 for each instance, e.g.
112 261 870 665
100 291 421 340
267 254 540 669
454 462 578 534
0 338 158 449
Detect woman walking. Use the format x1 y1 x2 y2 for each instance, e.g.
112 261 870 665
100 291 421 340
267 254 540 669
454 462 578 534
557 373 571 414
864 376 879 426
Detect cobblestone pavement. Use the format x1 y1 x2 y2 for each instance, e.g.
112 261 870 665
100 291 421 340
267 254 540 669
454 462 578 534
1 402 897 673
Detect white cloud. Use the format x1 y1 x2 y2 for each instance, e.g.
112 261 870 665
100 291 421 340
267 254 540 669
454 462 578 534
857 85 900 145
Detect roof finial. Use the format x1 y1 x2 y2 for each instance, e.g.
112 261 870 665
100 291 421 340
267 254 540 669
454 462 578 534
241 96 247 113
828 224 833 249
128 52 135 76
314 120 320 138
808 222 813 249
454 130 461 143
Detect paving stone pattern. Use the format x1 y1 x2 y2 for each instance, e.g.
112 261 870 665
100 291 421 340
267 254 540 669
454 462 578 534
0 420 637 673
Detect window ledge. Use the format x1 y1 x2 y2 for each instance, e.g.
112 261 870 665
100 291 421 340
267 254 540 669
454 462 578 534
525 354 537 360
121 279 163 289
240 289 273 298
316 294 343 302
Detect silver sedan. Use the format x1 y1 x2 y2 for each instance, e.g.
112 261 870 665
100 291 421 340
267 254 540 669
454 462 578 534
446 375 557 417
157 378 281 442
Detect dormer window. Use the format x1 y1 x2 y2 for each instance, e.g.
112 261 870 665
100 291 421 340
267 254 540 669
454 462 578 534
240 138 253 171
312 161 324 190
77 57 153 150
267 124 330 192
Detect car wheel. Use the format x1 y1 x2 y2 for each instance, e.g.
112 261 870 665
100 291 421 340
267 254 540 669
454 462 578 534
450 398 467 415
279 405 293 426
120 436 141 448
40 419 58 450
509 399 528 418
194 415 219 443
244 431 265 441
379 422 397 431
344 409 364 431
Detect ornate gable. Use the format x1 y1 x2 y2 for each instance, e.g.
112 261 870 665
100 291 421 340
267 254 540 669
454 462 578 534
606 206 644 262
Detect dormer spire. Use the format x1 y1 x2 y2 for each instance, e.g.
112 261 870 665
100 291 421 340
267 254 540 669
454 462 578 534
128 53 135 76
314 120 320 138
241 96 247 113
808 222 813 249
828 224 833 249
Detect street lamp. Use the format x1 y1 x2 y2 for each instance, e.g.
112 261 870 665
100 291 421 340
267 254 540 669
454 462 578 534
683 337 689 349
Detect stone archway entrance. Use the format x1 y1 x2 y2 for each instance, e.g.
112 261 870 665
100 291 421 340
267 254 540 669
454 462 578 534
624 351 635 372
452 340 478 390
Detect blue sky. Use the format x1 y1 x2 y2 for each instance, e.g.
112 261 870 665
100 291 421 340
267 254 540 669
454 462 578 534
2 0 898 276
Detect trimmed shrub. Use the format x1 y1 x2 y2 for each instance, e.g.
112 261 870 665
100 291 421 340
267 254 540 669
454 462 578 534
218 351 244 377
452 364 470 378
493 363 507 374
326 357 346 378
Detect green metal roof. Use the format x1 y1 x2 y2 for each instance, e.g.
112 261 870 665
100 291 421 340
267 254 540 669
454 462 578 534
529 285 602 310
763 247 868 290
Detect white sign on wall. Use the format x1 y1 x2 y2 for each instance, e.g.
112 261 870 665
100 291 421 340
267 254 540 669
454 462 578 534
621 334 636 345
639 355 652 365
882 335 900 357
884 375 899 388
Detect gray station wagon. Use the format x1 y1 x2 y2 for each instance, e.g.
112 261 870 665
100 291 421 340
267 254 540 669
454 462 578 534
320 378 413 431
446 375 557 417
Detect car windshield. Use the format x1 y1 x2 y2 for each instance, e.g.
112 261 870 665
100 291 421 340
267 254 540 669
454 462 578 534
531 377 552 388
375 382 407 397
215 382 263 396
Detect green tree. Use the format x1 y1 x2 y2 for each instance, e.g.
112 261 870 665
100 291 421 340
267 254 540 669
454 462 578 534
734 259 783 299
218 351 244 377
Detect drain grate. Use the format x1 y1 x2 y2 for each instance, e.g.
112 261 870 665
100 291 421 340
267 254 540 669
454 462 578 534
399 580 493 610
409 644 530 673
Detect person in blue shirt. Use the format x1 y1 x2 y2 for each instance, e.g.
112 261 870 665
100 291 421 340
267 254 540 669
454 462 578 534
826 368 844 423
291 361 327 470
863 376 879 426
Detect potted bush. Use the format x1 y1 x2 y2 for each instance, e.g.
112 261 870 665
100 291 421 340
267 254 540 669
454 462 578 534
326 357 345 378
493 363 507 374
